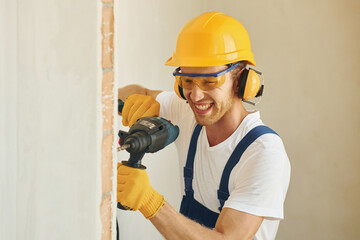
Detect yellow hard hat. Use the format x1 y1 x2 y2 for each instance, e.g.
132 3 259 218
165 12 256 67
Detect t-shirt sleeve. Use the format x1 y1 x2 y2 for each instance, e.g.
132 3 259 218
156 91 193 127
223 135 291 220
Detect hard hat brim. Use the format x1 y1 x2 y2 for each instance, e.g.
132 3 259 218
164 51 256 67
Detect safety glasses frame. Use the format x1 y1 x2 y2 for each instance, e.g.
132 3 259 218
172 62 242 77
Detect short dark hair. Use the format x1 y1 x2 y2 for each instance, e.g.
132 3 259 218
228 61 247 80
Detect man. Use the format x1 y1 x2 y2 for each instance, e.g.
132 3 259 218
117 12 290 240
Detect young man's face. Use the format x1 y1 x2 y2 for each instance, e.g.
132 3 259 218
181 65 237 126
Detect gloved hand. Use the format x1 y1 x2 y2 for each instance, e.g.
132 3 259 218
117 163 164 219
122 94 160 127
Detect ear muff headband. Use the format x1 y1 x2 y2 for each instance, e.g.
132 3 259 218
238 68 249 99
174 79 186 99
178 85 186 99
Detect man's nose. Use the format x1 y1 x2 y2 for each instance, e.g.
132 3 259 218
190 83 205 102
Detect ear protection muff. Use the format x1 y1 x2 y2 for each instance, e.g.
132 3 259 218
174 78 186 100
238 67 264 102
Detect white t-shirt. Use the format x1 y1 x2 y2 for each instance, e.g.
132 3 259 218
156 91 291 240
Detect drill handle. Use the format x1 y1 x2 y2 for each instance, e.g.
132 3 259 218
121 152 146 169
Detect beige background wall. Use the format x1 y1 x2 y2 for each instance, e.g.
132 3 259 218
206 0 360 239
116 0 360 239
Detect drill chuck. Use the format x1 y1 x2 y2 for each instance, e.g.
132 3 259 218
123 131 152 153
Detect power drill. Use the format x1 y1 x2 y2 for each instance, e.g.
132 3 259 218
118 116 180 169
117 99 179 209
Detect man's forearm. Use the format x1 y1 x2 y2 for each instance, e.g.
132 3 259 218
118 84 162 101
150 201 226 240
118 84 147 101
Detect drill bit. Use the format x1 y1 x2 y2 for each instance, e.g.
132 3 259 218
117 144 130 152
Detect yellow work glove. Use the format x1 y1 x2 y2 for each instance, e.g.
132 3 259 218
117 163 165 219
122 94 160 127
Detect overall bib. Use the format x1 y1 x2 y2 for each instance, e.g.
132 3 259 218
179 124 277 228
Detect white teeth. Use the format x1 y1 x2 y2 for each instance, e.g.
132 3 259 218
195 104 212 110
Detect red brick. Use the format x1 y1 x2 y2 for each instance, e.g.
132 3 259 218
102 71 114 132
100 194 112 240
102 7 114 69
101 133 113 195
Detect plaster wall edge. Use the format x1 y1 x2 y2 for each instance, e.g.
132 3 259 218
97 0 104 238
110 5 117 239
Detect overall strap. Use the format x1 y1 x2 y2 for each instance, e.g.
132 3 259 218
184 124 203 197
217 125 278 211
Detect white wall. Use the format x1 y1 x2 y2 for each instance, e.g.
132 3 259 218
116 0 360 239
0 0 103 239
0 1 18 239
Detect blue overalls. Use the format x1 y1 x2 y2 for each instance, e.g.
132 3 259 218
179 124 277 228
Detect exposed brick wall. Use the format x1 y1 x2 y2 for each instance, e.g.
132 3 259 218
100 1 114 239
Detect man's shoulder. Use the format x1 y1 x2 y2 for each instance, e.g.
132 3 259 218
238 111 284 148
230 112 289 166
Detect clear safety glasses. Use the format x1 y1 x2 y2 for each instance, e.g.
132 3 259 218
173 62 242 91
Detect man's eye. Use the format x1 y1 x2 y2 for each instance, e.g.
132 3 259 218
184 78 193 83
205 81 217 85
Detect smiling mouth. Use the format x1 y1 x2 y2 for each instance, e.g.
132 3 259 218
194 103 213 111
